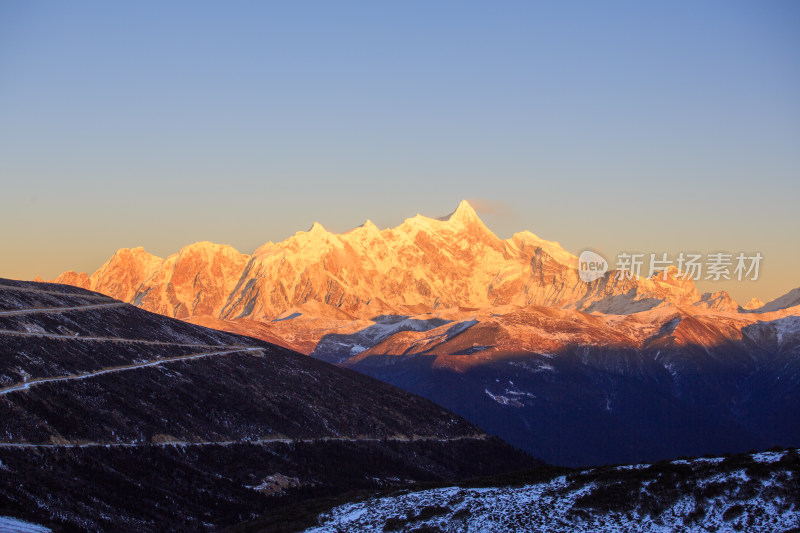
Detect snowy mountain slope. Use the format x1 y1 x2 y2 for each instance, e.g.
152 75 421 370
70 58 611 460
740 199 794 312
305 449 800 533
756 287 800 313
0 516 50 533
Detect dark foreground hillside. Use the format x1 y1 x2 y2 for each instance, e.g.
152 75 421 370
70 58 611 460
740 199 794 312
0 279 534 531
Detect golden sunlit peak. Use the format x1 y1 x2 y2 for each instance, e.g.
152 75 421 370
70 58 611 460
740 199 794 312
438 200 479 223
307 222 328 234
360 219 379 230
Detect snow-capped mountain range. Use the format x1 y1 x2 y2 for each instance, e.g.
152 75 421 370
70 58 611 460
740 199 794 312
51 200 770 323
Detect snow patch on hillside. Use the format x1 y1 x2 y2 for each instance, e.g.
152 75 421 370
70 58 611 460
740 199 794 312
0 516 51 532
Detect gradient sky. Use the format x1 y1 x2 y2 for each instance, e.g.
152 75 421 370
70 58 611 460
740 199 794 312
1 1 798 303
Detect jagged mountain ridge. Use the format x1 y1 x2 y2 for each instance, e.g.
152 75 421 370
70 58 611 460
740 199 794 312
319 302 800 466
51 201 742 324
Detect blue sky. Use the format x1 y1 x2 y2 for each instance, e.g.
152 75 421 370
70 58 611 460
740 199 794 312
1 1 798 302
